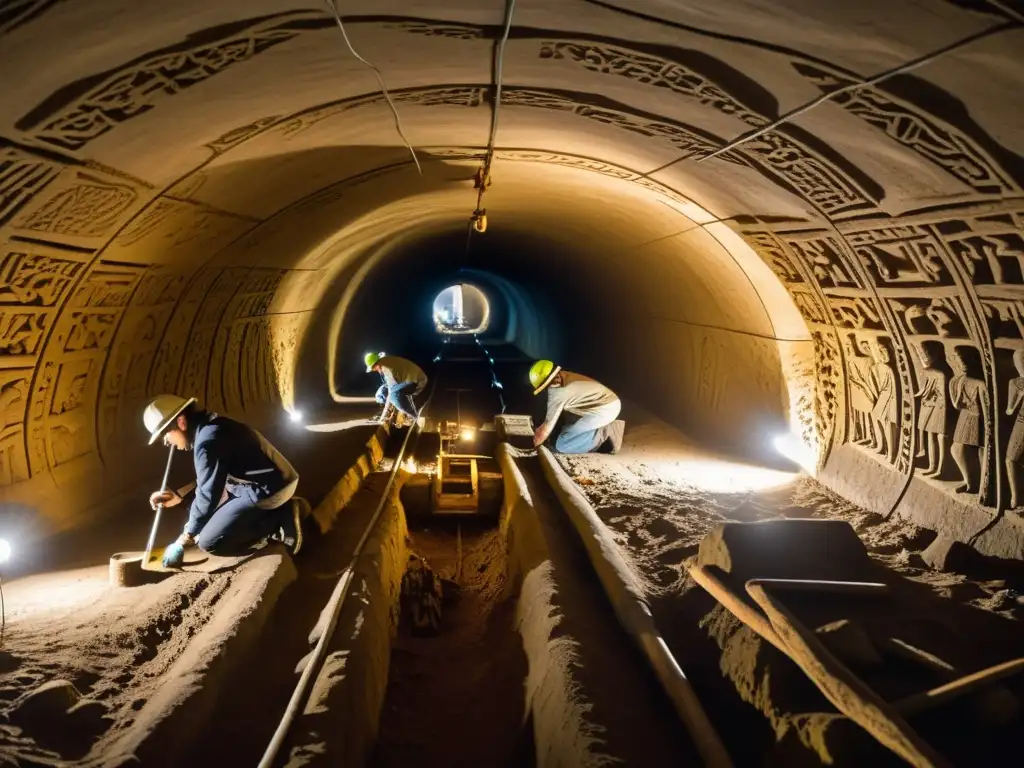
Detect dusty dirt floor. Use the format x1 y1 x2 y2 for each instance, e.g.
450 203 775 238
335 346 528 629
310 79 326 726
0 416 378 766
371 521 533 768
0 559 278 766
556 402 1024 766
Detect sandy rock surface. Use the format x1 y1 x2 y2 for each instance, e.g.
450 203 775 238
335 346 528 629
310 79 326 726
0 565 244 765
555 404 1024 765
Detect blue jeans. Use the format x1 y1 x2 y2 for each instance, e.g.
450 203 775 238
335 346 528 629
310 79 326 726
554 400 622 454
375 381 421 418
195 484 292 556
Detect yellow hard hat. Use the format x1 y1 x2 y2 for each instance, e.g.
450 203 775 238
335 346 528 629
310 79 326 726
365 351 384 372
143 394 197 445
529 360 561 395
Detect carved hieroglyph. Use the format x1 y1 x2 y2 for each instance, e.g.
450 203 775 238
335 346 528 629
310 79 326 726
15 12 333 151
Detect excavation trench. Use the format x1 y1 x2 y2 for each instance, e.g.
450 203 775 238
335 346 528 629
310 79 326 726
372 519 534 767
372 342 534 766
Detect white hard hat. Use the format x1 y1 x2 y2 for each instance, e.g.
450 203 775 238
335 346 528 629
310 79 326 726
143 394 197 445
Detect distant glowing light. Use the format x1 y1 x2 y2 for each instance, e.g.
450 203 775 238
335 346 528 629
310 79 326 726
0 538 10 563
461 428 476 441
289 410 304 423
660 460 795 493
773 431 816 474
403 458 418 473
433 355 441 362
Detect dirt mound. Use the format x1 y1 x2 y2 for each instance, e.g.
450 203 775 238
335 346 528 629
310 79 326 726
0 566 233 765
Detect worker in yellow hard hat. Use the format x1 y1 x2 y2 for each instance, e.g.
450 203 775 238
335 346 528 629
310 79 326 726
529 360 625 454
144 395 309 568
365 351 427 425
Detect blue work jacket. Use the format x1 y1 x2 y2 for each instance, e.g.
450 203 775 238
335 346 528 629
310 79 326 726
182 412 296 536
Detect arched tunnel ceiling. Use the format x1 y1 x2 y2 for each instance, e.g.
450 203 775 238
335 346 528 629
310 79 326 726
2 0 1024 556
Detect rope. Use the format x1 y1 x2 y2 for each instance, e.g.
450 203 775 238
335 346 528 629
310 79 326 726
323 0 422 174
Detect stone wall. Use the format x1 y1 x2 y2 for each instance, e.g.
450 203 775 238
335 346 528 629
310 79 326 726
1 1 1023 551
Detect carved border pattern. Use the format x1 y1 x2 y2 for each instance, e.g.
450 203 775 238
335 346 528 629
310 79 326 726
793 63 1023 197
16 12 332 150
0 141 61 225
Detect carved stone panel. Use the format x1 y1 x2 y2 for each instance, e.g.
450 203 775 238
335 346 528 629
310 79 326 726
813 330 844 459
0 368 31 486
148 267 222 394
847 226 954 288
106 196 257 266
889 296 971 341
828 296 886 331
207 269 287 411
10 167 147 248
175 268 247 402
98 266 187 459
21 260 145 477
935 209 1024 288
242 319 278 408
794 64 1024 197
16 12 333 150
789 236 861 289
0 242 90 376
747 231 804 285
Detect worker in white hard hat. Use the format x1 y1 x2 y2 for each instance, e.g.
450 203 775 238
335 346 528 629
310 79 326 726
143 395 308 568
529 360 625 454
364 351 427 424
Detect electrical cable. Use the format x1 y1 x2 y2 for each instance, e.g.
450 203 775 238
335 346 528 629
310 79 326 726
465 0 517 259
696 21 1013 164
323 0 422 174
482 0 517 180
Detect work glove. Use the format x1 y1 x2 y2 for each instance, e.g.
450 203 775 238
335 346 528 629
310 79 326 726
162 541 186 568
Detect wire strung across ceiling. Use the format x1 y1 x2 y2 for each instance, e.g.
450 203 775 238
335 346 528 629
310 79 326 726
323 0 423 174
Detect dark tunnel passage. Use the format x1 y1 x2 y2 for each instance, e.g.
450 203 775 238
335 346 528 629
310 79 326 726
330 231 567 398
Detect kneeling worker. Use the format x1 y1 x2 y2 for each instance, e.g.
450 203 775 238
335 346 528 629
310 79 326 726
530 360 625 454
145 395 306 568
365 351 427 424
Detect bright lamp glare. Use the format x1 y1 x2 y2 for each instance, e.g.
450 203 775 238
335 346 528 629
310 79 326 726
773 432 816 474
289 410 303 423
660 460 795 493
461 428 475 441
0 538 11 563
403 458 418 473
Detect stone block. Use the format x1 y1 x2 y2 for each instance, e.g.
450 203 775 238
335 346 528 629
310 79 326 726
920 536 978 573
495 414 534 450
10 679 81 727
696 519 871 583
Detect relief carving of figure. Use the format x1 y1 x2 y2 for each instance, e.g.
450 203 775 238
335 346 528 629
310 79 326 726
845 335 877 447
913 341 949 478
949 345 987 495
1004 349 1024 508
869 339 899 463
0 379 27 431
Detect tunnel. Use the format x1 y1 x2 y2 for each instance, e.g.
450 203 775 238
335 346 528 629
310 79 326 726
2 1 1024 766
